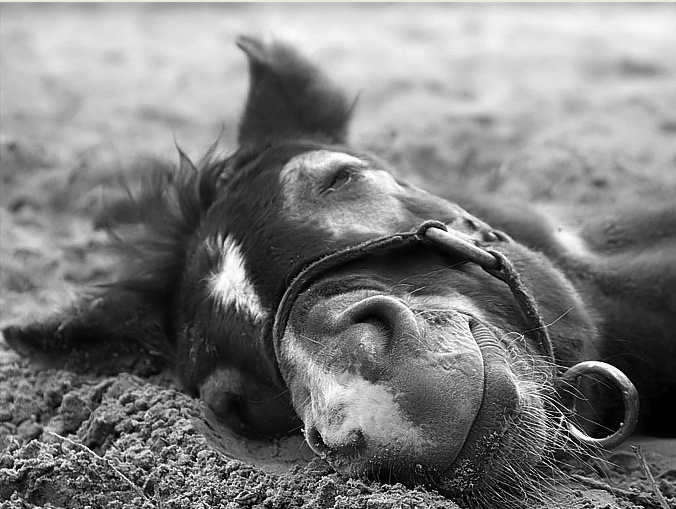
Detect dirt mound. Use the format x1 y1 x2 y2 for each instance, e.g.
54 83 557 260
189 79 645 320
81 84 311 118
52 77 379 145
0 362 459 509
1 357 674 508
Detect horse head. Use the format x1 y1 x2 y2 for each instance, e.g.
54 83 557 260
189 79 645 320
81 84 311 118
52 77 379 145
4 36 606 500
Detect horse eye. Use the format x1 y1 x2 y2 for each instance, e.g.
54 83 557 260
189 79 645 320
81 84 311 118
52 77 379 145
325 166 356 192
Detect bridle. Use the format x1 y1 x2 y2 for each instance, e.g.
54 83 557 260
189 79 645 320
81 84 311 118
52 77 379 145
272 220 639 449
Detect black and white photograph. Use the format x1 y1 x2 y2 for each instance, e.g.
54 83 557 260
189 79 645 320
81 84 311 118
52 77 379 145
1 3 675 508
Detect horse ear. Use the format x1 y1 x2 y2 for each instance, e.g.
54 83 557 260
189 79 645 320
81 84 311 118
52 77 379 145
2 290 171 376
236 35 355 146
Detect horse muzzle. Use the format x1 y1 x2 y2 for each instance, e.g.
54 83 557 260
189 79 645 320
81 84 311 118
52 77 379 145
279 287 528 488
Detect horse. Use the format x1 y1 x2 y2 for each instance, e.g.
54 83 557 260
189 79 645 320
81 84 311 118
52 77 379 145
4 36 675 507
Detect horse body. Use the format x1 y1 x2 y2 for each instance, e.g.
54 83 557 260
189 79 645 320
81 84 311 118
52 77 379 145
4 36 675 504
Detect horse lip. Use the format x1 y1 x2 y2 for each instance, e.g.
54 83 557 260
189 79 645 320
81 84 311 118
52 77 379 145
468 317 511 362
461 316 527 394
438 318 521 492
469 318 521 423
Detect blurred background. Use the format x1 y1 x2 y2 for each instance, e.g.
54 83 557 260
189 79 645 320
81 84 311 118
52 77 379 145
1 3 675 322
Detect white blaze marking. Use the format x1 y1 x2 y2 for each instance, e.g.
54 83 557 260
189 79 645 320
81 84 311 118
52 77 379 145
286 340 428 452
208 234 266 323
319 375 426 449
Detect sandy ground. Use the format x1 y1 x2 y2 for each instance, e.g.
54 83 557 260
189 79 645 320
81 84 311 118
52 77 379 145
1 3 675 508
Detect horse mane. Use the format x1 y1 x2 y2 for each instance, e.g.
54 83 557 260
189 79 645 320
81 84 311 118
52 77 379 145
1 141 250 374
101 141 232 302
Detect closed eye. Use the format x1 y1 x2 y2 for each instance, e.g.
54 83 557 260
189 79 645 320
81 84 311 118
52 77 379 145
322 165 360 193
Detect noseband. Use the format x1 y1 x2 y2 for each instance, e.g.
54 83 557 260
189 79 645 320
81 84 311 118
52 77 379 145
272 220 638 449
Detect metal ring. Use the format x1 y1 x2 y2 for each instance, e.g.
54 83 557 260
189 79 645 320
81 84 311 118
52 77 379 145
559 361 639 449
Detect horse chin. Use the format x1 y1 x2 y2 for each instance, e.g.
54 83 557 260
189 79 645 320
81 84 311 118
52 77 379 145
280 287 556 494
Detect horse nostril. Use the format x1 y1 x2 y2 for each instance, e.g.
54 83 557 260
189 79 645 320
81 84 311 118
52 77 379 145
335 295 420 348
306 426 367 458
306 426 330 455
